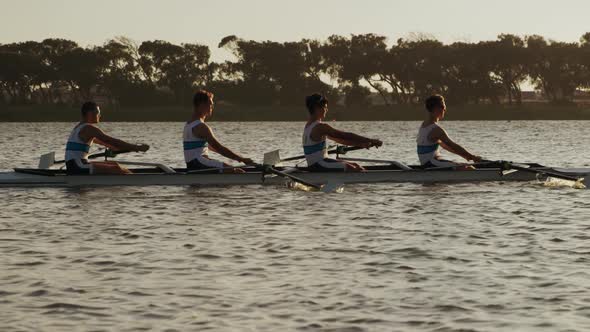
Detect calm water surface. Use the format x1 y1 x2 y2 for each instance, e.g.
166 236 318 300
1 121 589 332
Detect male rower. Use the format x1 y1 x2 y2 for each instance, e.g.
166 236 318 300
65 102 150 175
183 90 253 173
417 95 482 169
303 93 382 171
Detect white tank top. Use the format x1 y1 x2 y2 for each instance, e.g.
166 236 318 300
302 121 328 165
416 123 441 165
65 123 94 161
183 120 209 163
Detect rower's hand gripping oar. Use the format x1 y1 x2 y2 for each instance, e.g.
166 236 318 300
38 149 134 169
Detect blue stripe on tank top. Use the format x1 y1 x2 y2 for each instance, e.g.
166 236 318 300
417 144 439 154
184 140 208 150
303 141 326 155
66 141 90 152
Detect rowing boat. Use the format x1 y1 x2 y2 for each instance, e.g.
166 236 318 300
1 164 588 188
0 148 587 188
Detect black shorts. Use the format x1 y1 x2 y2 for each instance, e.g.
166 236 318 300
186 158 224 172
66 159 92 175
422 159 456 169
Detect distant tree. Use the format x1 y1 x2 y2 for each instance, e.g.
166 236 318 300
218 36 335 106
100 38 152 106
322 34 390 105
342 84 371 107
39 38 79 104
395 38 447 104
0 42 46 104
53 46 108 102
486 34 529 104
526 36 585 103
138 40 211 104
218 37 283 105
443 42 503 105
2 33 590 109
580 33 590 90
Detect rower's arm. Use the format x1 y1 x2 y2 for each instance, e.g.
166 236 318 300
439 141 460 155
314 123 382 148
80 126 149 152
430 127 479 162
194 124 251 164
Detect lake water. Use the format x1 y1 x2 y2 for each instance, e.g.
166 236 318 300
1 121 589 332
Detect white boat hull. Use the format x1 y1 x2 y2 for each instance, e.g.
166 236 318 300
1 168 587 188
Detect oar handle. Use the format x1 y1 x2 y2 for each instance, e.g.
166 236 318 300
281 154 309 162
329 145 365 156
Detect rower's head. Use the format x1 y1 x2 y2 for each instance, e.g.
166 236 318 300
81 101 101 123
193 90 214 119
306 93 328 119
425 95 446 120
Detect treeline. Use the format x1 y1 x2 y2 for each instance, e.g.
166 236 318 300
1 33 590 108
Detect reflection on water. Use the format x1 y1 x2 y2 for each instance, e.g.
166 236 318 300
0 121 589 331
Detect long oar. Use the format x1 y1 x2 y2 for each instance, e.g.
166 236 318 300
38 149 133 169
498 161 584 182
262 164 342 193
258 155 343 193
280 145 366 163
186 163 340 192
89 149 133 160
263 165 321 189
338 157 412 170
186 164 259 174
419 160 501 171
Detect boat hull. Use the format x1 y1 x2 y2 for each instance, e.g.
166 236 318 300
1 168 587 187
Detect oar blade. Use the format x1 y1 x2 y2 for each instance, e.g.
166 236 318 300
501 169 518 176
286 180 344 193
263 150 281 166
286 181 315 192
541 176 587 189
38 152 56 169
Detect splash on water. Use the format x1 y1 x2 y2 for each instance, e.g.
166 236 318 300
539 176 587 189
286 181 344 193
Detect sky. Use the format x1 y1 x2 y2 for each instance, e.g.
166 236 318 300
1 0 589 62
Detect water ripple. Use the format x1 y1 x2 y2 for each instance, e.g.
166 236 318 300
0 121 589 331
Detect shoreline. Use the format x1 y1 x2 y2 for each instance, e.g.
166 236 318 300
1 104 590 122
